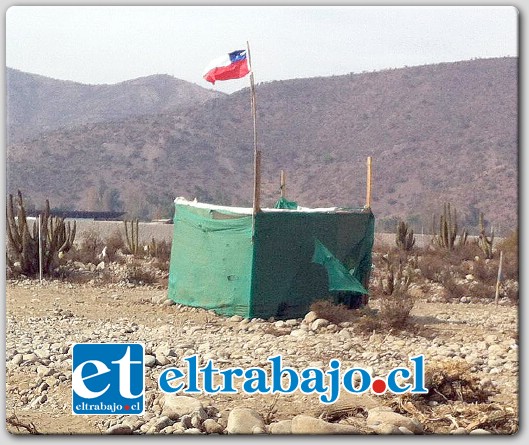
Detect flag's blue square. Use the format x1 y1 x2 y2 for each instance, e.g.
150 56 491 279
72 343 144 415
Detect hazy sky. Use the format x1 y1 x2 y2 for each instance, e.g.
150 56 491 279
6 5 518 94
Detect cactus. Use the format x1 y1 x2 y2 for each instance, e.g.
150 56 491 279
147 237 157 257
432 202 467 250
380 254 411 296
123 218 140 256
6 190 76 276
395 220 415 251
477 212 494 259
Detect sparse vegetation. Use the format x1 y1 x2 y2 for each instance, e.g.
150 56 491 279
376 253 415 328
123 218 140 256
395 220 415 251
124 260 157 285
477 212 495 259
432 202 468 251
6 190 76 277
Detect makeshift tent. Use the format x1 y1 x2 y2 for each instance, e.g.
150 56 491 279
167 197 375 319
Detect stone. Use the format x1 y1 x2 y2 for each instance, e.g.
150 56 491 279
202 418 224 434
304 311 319 324
156 345 177 357
155 353 171 366
291 415 359 434
229 315 243 322
152 416 173 432
96 261 105 271
145 355 156 368
180 415 193 429
106 424 133 435
450 427 469 435
311 318 330 331
269 420 292 434
38 381 49 393
469 428 491 435
37 365 54 377
183 428 202 434
161 395 204 420
369 423 402 434
367 407 423 434
398 426 414 434
23 353 39 363
290 329 306 338
226 408 265 434
30 394 47 408
11 354 24 366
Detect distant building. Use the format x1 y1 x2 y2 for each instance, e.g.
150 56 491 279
26 210 126 221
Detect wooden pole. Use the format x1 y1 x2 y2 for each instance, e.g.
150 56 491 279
495 250 504 305
247 40 260 218
38 214 43 283
280 169 286 198
365 156 372 209
253 151 262 214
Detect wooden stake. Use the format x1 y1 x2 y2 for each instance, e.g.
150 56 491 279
280 169 286 198
38 214 43 284
253 150 262 215
247 40 260 218
365 156 372 209
495 250 504 305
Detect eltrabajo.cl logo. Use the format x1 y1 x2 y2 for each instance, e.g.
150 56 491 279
72 343 144 415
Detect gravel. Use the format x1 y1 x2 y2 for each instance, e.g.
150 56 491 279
5 280 518 435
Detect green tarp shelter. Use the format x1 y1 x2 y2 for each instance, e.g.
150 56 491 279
168 197 375 319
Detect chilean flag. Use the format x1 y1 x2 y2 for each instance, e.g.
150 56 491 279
203 49 250 84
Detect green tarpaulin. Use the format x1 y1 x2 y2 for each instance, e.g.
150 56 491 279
168 198 375 319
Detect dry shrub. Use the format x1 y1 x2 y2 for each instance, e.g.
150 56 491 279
353 308 382 332
378 291 415 328
421 359 493 404
309 300 382 332
152 239 172 262
152 258 170 272
446 242 482 263
417 251 446 282
125 261 157 285
437 270 467 300
309 299 357 324
103 229 125 262
66 229 104 264
469 281 494 299
497 229 518 255
472 259 497 286
497 230 518 281
375 252 416 328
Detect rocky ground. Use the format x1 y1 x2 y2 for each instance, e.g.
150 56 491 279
5 278 518 435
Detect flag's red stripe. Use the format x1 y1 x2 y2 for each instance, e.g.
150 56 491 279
203 59 249 84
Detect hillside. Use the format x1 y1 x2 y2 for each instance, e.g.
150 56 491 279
6 68 224 143
6 57 518 233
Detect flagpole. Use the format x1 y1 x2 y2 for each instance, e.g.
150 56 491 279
247 41 261 234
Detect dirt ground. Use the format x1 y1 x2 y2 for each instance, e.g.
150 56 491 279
5 281 519 435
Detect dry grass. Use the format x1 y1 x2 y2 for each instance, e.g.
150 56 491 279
386 359 517 434
378 291 415 328
309 300 358 325
421 359 492 404
124 261 157 285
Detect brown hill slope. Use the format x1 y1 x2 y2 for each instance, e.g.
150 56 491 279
6 68 224 143
6 57 517 233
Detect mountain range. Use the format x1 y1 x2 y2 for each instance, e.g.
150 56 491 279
6 57 518 234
